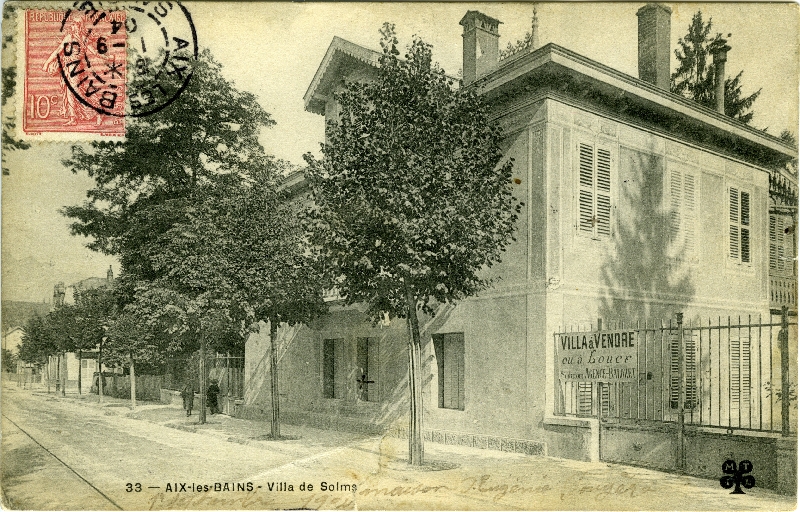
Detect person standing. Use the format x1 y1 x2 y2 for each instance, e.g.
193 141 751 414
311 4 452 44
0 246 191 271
207 379 220 415
180 383 194 417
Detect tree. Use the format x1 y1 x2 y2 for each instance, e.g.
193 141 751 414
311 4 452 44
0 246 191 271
62 48 274 283
304 24 521 465
19 314 56 367
2 5 30 175
135 165 326 428
61 49 277 413
671 11 760 124
2 348 18 373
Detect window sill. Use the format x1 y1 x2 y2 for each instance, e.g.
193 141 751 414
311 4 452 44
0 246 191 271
544 414 598 428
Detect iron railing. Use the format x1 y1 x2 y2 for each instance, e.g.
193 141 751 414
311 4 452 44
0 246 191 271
555 314 797 434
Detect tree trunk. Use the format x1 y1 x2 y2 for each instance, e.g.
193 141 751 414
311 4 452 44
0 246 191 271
98 341 104 403
129 353 137 409
199 335 207 425
77 349 82 395
405 287 424 466
46 357 51 393
269 318 280 439
60 352 66 397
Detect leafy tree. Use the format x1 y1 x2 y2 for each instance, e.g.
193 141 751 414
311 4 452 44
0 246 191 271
304 24 521 465
19 314 56 366
135 165 326 428
61 49 278 413
62 48 274 283
671 11 760 124
1 5 30 175
2 348 18 373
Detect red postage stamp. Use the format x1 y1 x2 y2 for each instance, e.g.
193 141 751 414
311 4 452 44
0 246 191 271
22 9 127 138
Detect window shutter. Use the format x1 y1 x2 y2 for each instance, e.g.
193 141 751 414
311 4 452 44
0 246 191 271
770 215 778 270
669 330 697 409
669 169 682 245
578 143 594 234
323 339 335 398
578 382 593 416
368 339 379 402
596 148 612 236
731 337 751 407
740 192 750 263
729 188 740 259
777 216 786 273
683 174 695 256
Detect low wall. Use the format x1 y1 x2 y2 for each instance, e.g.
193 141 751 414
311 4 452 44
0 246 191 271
600 422 797 494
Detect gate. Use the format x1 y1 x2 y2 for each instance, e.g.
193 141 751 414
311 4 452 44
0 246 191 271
554 310 797 470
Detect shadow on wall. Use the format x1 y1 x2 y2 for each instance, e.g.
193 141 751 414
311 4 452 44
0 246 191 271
598 148 695 325
243 321 302 407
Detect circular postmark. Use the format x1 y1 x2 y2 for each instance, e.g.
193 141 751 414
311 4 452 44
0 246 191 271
56 1 197 118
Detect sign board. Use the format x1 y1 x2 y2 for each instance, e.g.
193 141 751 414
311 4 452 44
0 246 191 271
556 330 638 382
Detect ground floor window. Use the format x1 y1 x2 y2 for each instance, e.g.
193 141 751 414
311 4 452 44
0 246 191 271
356 338 379 402
322 338 344 399
433 332 465 410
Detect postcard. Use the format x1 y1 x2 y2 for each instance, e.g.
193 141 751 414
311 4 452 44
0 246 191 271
1 2 798 510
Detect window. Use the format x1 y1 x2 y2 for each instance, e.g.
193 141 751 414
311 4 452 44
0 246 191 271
668 169 696 260
730 337 751 407
433 333 465 410
81 359 88 369
669 331 697 409
356 338 379 402
770 214 794 275
322 338 344 399
728 187 751 264
435 334 465 410
577 142 612 238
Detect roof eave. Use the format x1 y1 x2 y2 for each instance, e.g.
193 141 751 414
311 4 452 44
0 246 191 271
475 43 797 164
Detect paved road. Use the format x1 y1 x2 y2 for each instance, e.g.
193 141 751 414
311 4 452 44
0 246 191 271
1 384 796 510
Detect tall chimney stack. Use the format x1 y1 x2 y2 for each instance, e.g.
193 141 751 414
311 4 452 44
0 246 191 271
636 3 672 90
711 41 731 114
460 11 501 85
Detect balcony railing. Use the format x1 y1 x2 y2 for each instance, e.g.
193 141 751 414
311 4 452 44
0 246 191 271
770 275 797 312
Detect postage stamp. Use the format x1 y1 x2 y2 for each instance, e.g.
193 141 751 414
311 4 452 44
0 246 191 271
20 8 126 138
1 1 798 511
15 1 197 140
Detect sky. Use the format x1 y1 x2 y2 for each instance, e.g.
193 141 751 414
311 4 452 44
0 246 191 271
2 2 798 303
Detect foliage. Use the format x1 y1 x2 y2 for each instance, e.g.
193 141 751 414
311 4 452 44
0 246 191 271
305 24 521 463
2 348 18 372
61 49 293 367
19 314 56 365
2 5 30 175
671 11 760 124
305 23 521 321
62 49 274 283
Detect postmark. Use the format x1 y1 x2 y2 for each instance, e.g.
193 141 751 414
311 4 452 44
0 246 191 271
17 1 198 140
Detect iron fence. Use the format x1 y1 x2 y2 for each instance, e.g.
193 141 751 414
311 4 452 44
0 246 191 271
555 313 797 434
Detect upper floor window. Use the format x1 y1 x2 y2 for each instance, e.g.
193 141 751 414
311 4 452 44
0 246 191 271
577 142 612 238
668 168 696 262
770 214 795 276
728 187 751 265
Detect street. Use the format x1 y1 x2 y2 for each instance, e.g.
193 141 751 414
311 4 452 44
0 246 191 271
1 382 796 510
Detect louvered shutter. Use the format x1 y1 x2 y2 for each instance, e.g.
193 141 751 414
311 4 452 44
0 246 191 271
578 143 594 234
770 215 778 271
776 216 786 273
578 382 593 416
740 192 750 263
729 188 740 259
683 174 695 256
731 337 751 407
669 169 682 246
670 330 697 409
596 148 612 236
368 338 380 402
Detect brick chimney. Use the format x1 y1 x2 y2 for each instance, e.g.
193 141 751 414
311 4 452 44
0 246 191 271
711 41 731 114
460 11 501 85
636 3 672 90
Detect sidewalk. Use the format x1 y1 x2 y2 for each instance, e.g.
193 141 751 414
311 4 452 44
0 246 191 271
17 386 798 510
